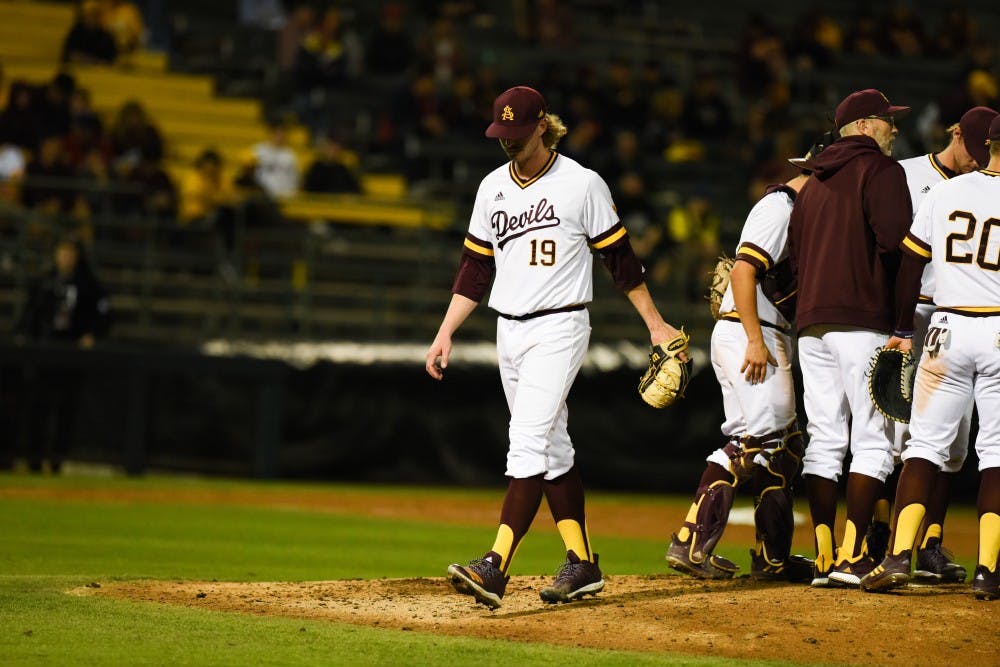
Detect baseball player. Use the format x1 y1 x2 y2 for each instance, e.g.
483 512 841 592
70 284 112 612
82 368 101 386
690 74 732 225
879 106 999 583
665 138 832 583
788 89 914 588
861 114 1000 601
426 86 686 608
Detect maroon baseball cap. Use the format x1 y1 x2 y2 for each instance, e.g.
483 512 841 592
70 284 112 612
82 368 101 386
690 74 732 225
834 88 910 130
959 106 999 167
485 86 547 140
988 115 1000 156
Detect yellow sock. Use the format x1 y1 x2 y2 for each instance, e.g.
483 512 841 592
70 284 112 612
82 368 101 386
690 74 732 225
837 520 861 562
979 513 1000 571
873 498 890 523
815 524 835 571
490 524 515 572
677 502 699 543
892 503 926 555
556 519 591 561
920 523 942 549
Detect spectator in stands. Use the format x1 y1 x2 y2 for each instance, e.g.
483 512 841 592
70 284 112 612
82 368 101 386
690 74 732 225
0 81 40 153
930 5 975 58
238 0 286 30
108 99 163 171
35 72 76 142
0 137 25 204
364 2 414 81
603 59 645 133
114 155 177 231
558 116 601 167
246 117 299 199
302 132 361 195
179 148 237 233
102 0 145 55
736 13 787 98
680 71 732 141
641 84 684 157
65 111 113 215
16 233 109 474
612 171 658 246
516 0 576 49
293 7 360 136
598 129 647 189
790 8 842 70
417 15 465 87
845 10 880 56
61 0 118 65
664 189 721 301
277 3 315 72
879 2 927 58
21 135 87 217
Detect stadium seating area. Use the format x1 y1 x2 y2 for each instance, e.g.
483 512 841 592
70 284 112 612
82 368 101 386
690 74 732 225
1 0 998 348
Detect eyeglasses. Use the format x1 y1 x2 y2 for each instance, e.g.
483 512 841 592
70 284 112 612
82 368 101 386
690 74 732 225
864 115 895 128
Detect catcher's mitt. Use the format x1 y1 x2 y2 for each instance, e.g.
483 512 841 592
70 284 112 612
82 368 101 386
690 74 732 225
639 329 691 408
706 255 734 320
867 347 916 423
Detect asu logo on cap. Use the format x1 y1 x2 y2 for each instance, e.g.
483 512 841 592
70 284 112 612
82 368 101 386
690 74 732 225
486 86 548 140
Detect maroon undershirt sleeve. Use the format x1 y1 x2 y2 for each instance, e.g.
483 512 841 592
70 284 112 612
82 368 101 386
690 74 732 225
893 252 927 336
451 251 495 302
599 239 645 291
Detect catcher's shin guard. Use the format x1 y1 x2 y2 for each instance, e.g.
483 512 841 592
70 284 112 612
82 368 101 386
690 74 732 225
687 479 737 563
751 427 805 567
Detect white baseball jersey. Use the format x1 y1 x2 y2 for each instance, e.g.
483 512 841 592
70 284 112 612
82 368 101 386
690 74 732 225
901 168 1000 473
464 152 621 317
252 142 298 198
717 186 794 330
903 170 1000 309
900 153 956 301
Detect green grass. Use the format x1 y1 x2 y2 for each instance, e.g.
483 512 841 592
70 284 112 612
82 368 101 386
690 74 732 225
0 472 878 665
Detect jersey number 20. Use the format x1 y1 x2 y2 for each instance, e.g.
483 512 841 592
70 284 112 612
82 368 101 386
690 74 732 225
946 211 1000 270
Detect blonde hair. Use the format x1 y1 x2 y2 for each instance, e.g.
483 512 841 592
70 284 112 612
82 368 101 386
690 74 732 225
542 113 568 149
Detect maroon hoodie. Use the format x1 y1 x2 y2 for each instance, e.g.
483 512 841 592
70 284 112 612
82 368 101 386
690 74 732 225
788 134 913 333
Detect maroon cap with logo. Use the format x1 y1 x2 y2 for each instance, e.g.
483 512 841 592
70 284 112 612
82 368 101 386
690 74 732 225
834 88 910 130
485 86 547 140
960 106 999 167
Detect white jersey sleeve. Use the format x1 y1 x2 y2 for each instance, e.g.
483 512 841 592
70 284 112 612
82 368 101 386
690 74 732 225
718 187 794 328
580 170 621 241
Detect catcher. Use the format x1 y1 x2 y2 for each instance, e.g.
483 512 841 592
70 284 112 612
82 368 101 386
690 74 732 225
664 137 832 582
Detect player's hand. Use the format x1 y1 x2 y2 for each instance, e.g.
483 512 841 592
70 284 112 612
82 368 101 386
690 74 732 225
651 323 689 363
740 338 776 384
425 334 452 380
885 335 913 353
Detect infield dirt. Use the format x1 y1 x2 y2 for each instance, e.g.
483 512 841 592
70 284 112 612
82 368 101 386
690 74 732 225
88 574 994 666
46 484 995 667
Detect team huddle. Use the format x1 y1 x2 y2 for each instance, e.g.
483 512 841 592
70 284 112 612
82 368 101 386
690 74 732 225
425 84 1000 608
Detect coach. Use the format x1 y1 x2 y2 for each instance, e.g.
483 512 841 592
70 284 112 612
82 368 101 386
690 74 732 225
788 89 914 588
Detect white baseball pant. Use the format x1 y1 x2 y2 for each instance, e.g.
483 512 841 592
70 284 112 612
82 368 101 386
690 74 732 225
799 325 896 482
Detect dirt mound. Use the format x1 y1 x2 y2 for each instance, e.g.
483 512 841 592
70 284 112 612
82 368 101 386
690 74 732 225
84 575 995 666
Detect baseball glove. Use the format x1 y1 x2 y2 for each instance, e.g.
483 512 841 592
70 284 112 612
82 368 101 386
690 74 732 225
706 255 734 320
638 329 691 408
867 347 916 423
